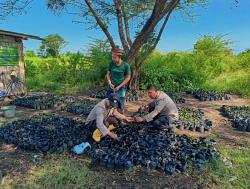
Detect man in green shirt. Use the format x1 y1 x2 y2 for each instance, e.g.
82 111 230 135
106 47 131 113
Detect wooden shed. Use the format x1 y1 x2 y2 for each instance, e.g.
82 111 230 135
0 29 43 85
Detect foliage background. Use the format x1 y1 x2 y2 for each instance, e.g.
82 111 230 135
24 36 250 97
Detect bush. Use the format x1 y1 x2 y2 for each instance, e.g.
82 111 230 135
140 51 205 92
141 35 250 97
24 36 250 97
25 40 111 93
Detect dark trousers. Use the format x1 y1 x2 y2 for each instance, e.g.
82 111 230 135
151 115 169 130
148 106 175 131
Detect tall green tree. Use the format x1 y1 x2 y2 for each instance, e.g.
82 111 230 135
47 0 208 88
38 34 67 57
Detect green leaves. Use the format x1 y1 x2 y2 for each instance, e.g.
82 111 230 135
38 34 68 57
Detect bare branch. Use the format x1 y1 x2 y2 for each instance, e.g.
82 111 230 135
0 0 33 20
85 0 115 49
137 1 178 67
126 0 167 63
122 4 132 48
113 0 129 52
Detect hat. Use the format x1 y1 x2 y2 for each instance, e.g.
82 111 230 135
108 93 120 108
112 48 124 56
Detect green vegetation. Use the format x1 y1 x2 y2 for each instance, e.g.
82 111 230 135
204 142 250 189
24 35 250 97
25 40 111 93
141 35 250 96
38 34 68 57
8 153 100 189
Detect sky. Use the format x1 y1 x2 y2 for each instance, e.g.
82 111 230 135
0 0 250 54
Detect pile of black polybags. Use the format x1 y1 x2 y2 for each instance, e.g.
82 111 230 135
167 92 186 104
11 95 76 110
175 108 213 132
187 89 230 101
90 123 217 174
65 99 100 116
0 114 218 175
0 114 91 154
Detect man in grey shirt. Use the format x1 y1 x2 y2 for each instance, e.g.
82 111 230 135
135 85 179 131
85 93 133 140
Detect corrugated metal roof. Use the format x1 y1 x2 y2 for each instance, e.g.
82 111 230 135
0 29 44 40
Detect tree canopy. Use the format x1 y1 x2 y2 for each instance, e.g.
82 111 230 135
38 34 67 57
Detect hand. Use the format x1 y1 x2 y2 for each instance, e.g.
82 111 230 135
108 131 118 140
114 85 121 91
124 117 134 123
109 83 115 90
135 117 144 123
139 105 149 111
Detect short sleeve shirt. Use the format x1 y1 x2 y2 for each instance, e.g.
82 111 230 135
108 61 131 87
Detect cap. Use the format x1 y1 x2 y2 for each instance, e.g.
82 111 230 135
108 93 120 108
112 48 124 56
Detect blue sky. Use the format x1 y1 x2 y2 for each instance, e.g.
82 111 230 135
0 0 249 54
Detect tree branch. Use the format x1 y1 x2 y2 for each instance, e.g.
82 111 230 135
85 0 115 49
137 1 178 68
127 0 179 64
0 0 33 20
113 0 129 51
126 0 166 63
122 5 132 48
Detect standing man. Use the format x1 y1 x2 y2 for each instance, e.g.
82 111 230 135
134 85 179 131
106 47 131 114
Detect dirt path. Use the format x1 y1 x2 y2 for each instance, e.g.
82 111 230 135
0 94 249 188
178 94 250 144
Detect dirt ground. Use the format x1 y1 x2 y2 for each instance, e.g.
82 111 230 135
0 93 249 188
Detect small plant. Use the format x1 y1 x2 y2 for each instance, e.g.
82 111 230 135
176 107 213 132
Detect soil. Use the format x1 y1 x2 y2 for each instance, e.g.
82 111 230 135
0 93 249 188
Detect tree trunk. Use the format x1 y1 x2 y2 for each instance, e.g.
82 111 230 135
129 62 142 90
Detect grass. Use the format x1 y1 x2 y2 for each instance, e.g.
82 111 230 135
4 153 100 189
205 69 250 97
203 142 250 189
3 143 249 189
1 124 249 189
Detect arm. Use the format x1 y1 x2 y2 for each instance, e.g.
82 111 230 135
112 108 127 120
96 108 117 139
112 109 134 123
144 99 166 122
106 70 115 89
116 75 131 88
